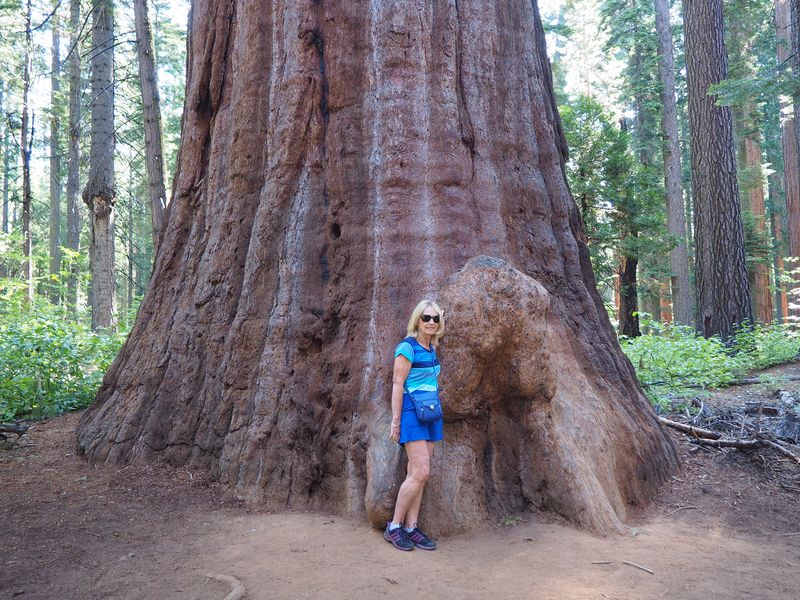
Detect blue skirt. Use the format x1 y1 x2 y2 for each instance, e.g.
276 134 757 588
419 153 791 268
399 393 443 445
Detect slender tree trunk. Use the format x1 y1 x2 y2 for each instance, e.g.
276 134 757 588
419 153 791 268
1 81 9 234
654 0 692 326
21 0 34 304
133 0 166 251
82 0 116 330
78 0 677 537
618 254 640 336
792 0 800 257
126 161 134 313
49 13 62 304
659 282 672 323
769 173 790 322
779 5 800 256
778 0 800 322
744 136 773 324
66 0 82 311
683 0 752 340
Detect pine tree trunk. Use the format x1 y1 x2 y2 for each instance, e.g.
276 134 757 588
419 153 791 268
77 0 677 536
66 0 82 311
49 13 62 304
133 0 166 250
21 0 33 304
82 0 116 330
683 0 752 340
654 0 692 326
744 136 773 324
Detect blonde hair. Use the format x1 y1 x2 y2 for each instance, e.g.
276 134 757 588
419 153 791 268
406 299 445 346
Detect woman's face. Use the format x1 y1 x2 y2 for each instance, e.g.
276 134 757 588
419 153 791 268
419 308 440 336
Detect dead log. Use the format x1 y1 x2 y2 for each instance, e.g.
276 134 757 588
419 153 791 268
0 423 29 437
658 417 721 439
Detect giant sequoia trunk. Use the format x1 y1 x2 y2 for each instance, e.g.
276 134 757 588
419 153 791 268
77 0 677 536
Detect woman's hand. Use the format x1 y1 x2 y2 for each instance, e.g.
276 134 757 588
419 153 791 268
389 420 400 442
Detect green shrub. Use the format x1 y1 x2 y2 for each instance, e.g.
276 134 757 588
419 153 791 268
731 324 800 370
620 320 799 409
0 304 127 421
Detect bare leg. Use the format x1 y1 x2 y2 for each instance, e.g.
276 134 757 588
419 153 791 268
391 440 431 526
404 441 434 527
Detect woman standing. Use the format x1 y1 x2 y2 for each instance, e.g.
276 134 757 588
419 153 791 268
384 300 445 551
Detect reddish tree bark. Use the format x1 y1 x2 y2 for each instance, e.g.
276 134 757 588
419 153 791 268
77 0 677 535
769 173 790 322
744 137 773 324
779 1 800 260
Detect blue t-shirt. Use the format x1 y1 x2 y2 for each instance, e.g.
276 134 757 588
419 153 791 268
394 336 440 394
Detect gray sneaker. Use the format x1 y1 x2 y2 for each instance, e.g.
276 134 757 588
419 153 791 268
407 527 437 550
384 523 414 551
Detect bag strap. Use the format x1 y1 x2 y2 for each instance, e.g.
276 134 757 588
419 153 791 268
402 337 439 395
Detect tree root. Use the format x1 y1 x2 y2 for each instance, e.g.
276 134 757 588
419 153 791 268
205 573 246 600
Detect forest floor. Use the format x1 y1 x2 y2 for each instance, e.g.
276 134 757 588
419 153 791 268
2 365 800 600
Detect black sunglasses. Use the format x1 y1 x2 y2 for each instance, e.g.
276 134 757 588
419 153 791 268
421 314 440 323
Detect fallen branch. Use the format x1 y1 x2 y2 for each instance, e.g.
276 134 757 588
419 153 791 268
662 505 699 518
622 560 654 575
205 573 245 600
658 417 721 439
591 561 612 565
764 440 800 465
689 438 763 449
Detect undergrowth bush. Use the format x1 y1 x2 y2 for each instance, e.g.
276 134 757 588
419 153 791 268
0 302 127 421
620 318 800 410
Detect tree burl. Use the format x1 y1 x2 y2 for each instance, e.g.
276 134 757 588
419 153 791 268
77 0 678 535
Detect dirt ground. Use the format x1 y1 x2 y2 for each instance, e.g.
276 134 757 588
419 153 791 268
3 367 800 600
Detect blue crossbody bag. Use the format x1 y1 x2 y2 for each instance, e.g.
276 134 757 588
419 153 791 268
403 338 443 424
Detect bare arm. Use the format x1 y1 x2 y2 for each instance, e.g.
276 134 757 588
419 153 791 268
389 355 412 442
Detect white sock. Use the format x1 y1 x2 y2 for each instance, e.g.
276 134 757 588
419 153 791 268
403 524 416 533
388 522 401 531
